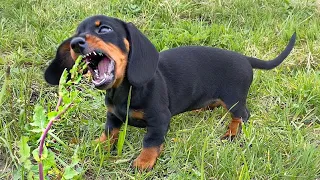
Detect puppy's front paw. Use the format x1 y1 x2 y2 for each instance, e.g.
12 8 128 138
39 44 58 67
94 132 107 143
132 144 163 171
94 129 120 151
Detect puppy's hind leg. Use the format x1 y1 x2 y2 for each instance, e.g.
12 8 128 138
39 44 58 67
220 99 250 140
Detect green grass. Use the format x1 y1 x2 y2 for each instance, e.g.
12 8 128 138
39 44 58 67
1 0 320 179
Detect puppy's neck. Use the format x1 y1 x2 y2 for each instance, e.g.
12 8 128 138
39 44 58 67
106 78 131 105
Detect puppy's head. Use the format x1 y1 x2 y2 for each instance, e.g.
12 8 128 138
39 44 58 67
44 15 159 89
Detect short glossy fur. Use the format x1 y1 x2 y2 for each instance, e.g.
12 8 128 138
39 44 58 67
44 15 296 170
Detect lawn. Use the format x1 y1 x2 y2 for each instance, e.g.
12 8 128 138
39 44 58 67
0 0 320 179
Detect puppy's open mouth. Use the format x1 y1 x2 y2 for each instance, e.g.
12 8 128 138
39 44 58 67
82 50 115 88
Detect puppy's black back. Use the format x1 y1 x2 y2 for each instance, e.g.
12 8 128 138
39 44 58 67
158 46 253 115
157 32 295 116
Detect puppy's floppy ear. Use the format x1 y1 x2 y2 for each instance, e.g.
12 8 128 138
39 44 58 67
126 23 159 86
44 37 75 85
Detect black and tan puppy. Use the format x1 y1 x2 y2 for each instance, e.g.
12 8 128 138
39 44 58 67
44 15 296 170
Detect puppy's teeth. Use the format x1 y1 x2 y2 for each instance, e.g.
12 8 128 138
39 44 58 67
93 52 97 55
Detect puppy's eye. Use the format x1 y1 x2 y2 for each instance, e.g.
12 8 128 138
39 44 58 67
98 25 113 34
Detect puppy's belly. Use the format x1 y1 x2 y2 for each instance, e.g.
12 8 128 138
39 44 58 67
188 99 218 110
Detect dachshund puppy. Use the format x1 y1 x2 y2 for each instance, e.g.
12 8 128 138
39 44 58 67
44 15 296 170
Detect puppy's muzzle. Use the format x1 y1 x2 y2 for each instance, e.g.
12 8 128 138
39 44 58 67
70 37 88 54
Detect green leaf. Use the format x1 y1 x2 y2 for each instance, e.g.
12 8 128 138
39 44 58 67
70 91 79 101
42 145 48 160
69 55 83 80
27 171 35 180
27 165 39 180
63 166 79 179
48 111 58 120
0 66 9 106
32 146 48 162
59 69 69 86
32 148 40 162
24 159 32 170
63 96 71 104
43 150 56 175
70 145 80 167
30 104 47 130
59 69 69 96
74 75 82 84
13 169 22 180
58 103 72 115
18 136 30 164
29 128 43 133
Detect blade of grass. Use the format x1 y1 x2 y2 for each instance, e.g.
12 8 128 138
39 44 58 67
117 86 132 156
200 136 208 180
48 131 69 149
0 66 10 106
239 153 250 180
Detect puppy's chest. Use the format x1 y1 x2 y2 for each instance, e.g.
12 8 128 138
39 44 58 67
106 89 146 128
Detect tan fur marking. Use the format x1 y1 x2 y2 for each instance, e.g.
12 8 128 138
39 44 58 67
221 118 242 139
70 48 77 61
59 41 71 52
193 99 227 112
209 99 227 110
95 132 107 143
133 144 163 170
130 109 144 119
107 105 115 114
85 35 128 88
109 105 144 120
124 38 130 52
109 128 120 144
95 20 101 27
94 128 120 145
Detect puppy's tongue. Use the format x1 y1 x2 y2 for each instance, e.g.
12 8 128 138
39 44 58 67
92 57 109 86
97 57 109 77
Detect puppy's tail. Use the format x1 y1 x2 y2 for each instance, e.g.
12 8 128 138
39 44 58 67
248 32 296 70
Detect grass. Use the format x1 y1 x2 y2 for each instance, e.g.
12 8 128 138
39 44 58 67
0 0 320 179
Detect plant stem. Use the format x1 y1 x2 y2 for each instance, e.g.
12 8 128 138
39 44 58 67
38 101 73 180
55 96 63 111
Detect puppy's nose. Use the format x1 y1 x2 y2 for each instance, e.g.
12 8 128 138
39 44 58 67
70 37 87 54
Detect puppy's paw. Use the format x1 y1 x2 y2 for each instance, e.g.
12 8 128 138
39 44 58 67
93 130 120 151
94 129 120 143
220 118 242 141
220 131 237 141
132 144 163 171
94 132 107 143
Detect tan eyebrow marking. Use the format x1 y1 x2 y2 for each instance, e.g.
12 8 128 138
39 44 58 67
95 20 101 27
